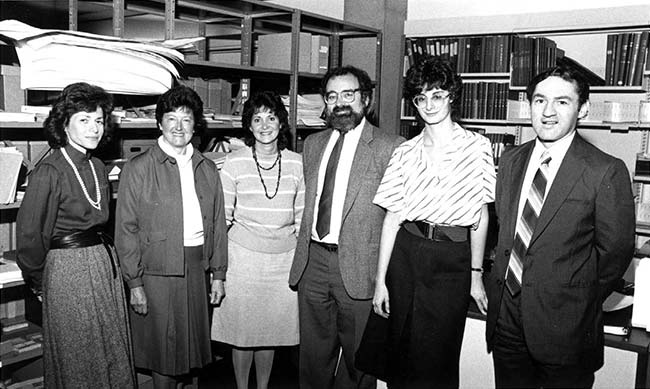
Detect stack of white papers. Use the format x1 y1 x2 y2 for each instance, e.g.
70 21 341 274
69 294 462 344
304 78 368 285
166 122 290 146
0 20 201 95
0 147 23 204
281 94 326 127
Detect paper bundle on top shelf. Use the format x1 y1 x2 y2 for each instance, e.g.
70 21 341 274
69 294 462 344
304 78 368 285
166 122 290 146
0 20 201 95
281 94 325 127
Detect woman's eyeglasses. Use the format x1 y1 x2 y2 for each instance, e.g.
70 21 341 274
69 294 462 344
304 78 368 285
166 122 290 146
324 89 361 105
412 92 450 108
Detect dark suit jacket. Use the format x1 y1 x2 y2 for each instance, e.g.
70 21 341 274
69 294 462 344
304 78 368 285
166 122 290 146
289 121 403 300
485 134 635 370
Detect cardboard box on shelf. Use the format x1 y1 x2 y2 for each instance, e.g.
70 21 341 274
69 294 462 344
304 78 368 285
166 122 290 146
0 65 25 112
256 32 312 72
122 139 157 160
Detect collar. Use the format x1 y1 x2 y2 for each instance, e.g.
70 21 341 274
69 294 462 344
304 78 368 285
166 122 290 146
532 130 575 168
63 143 90 162
158 136 193 165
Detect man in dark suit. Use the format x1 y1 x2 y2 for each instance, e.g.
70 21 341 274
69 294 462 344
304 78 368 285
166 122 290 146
485 65 635 388
289 65 403 388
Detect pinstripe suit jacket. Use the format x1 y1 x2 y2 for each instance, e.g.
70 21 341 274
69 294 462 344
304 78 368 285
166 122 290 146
289 121 403 299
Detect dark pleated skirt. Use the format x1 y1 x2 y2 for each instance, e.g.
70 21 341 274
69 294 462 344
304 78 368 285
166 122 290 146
130 245 211 376
385 227 472 389
43 244 135 389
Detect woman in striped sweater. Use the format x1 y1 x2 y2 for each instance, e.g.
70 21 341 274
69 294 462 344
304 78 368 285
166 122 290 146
211 91 305 389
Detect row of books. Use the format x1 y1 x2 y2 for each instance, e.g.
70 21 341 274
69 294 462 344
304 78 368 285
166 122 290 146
404 35 511 74
508 97 650 124
510 37 566 87
483 132 516 166
401 82 509 121
605 32 649 86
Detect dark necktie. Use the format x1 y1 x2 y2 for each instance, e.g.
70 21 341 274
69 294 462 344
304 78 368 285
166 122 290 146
316 132 345 239
505 152 552 296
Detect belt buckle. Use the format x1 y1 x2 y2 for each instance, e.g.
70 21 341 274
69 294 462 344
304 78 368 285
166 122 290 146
427 224 435 240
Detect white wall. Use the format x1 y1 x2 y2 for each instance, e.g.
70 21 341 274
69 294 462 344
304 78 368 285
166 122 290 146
407 0 650 19
267 0 344 19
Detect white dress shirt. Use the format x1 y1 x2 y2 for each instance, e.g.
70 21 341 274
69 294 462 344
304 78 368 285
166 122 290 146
311 117 366 244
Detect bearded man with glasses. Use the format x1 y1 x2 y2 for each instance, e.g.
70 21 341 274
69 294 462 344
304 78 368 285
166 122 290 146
290 65 404 389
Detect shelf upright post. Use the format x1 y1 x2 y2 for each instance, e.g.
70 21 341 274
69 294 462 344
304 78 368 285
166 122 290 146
112 0 124 38
238 15 253 111
165 0 175 40
68 0 78 31
374 31 383 124
289 10 301 149
197 10 208 61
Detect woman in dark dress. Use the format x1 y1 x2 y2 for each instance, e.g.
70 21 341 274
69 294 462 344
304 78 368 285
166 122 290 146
115 85 228 388
16 82 136 388
370 57 496 388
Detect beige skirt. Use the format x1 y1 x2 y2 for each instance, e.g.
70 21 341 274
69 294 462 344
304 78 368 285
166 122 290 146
211 239 299 347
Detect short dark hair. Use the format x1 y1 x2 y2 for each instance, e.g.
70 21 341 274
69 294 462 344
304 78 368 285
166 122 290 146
526 65 590 107
155 85 207 134
242 91 292 150
320 65 374 107
404 56 463 121
43 82 114 149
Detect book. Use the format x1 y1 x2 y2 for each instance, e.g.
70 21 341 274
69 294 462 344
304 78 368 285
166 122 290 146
310 35 329 74
632 31 649 86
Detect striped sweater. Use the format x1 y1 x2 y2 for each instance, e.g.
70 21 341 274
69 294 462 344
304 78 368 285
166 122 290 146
220 147 305 254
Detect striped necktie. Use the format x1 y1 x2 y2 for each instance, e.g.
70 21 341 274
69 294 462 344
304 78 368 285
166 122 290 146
505 152 552 296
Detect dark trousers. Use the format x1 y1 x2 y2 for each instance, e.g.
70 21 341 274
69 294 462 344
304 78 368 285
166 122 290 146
297 242 376 389
492 290 595 389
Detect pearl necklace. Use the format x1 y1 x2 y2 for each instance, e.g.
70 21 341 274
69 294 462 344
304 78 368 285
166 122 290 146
61 148 102 211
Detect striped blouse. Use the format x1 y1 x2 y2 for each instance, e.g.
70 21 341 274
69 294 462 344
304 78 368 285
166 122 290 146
373 123 496 228
220 147 305 254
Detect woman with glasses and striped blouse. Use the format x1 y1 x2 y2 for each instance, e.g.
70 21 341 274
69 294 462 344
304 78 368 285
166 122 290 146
368 56 496 388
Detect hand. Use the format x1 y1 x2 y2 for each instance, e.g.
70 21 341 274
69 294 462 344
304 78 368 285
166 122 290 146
210 279 225 305
130 286 148 315
372 282 390 318
471 272 488 315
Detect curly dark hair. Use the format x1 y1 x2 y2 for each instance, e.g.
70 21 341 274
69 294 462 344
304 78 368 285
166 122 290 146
242 91 292 151
526 65 590 107
43 82 114 149
320 65 374 107
155 85 207 134
404 56 463 122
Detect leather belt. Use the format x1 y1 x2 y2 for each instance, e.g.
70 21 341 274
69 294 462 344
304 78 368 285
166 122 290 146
51 228 118 278
403 221 468 242
311 240 338 252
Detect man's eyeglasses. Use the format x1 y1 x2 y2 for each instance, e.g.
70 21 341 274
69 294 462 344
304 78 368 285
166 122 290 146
412 92 450 109
324 89 361 105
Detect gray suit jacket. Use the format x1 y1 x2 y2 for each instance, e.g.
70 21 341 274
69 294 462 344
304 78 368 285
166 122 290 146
289 121 404 299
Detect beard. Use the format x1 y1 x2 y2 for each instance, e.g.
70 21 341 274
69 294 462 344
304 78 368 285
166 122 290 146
325 105 365 133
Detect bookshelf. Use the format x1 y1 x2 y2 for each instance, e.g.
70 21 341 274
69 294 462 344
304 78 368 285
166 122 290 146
0 1 382 386
403 7 650 388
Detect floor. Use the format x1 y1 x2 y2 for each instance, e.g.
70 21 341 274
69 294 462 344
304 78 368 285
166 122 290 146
136 343 300 389
199 343 299 389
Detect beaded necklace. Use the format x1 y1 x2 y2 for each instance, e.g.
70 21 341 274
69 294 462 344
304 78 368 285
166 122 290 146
252 146 282 199
61 147 102 211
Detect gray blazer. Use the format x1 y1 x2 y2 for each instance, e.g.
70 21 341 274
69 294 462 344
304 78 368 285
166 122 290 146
289 121 404 299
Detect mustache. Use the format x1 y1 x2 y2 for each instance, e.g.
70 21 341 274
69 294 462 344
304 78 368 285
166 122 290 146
332 105 353 115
